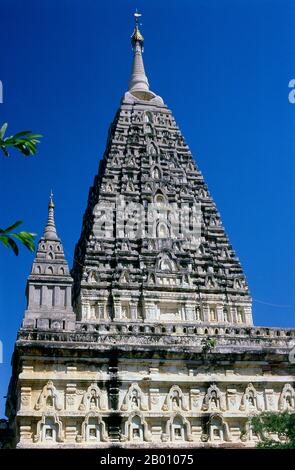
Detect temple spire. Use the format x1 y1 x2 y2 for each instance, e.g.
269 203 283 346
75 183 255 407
43 191 59 241
128 10 150 93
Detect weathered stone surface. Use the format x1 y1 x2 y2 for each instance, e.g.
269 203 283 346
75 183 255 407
4 15 295 449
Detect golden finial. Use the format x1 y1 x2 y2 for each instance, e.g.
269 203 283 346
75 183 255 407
49 190 54 209
131 9 144 46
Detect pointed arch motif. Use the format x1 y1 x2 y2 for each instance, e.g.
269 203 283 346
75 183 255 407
164 413 193 442
157 252 176 273
278 384 295 411
202 384 226 412
35 381 62 411
122 412 152 442
156 221 170 239
154 190 167 205
147 273 156 285
240 383 262 411
79 383 107 411
121 383 148 411
162 385 189 412
119 270 130 284
80 412 109 442
87 270 98 283
143 111 153 123
207 414 232 442
33 413 64 443
147 142 157 156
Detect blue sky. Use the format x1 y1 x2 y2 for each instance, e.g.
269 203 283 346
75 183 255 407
0 0 294 418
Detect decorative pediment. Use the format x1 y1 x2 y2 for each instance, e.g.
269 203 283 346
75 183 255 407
34 413 64 443
278 384 295 411
164 413 193 442
162 385 189 412
79 383 107 411
202 384 226 412
122 412 152 442
207 413 232 443
35 381 62 411
119 270 130 284
157 253 177 272
121 383 148 412
78 412 109 442
240 383 262 411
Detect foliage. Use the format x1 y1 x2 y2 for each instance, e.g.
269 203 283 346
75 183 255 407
0 123 41 254
201 337 217 353
0 123 42 157
0 221 36 256
251 412 295 449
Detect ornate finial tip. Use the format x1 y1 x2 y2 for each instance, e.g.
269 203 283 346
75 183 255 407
134 10 142 19
48 190 54 209
131 11 144 46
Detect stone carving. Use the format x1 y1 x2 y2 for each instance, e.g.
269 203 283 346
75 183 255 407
202 384 226 412
240 383 262 411
207 414 232 442
34 414 64 443
121 383 148 411
163 414 193 442
20 387 32 409
5 15 295 450
162 385 189 411
122 412 152 442
79 384 107 411
278 384 295 411
35 381 62 411
78 413 109 442
157 253 176 272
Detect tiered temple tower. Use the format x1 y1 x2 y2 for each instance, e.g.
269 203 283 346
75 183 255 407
4 14 295 448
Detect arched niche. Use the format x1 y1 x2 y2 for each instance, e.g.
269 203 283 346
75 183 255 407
162 385 189 412
80 413 109 442
279 384 295 411
121 383 148 412
208 414 231 443
122 412 152 442
202 384 226 412
240 383 262 411
164 414 193 442
34 414 64 443
35 381 62 411
79 383 107 412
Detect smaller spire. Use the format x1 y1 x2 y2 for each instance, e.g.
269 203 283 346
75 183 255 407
43 191 59 241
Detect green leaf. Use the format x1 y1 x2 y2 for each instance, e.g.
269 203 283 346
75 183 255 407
12 131 32 138
0 235 10 248
2 220 23 233
7 237 19 255
0 123 7 139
